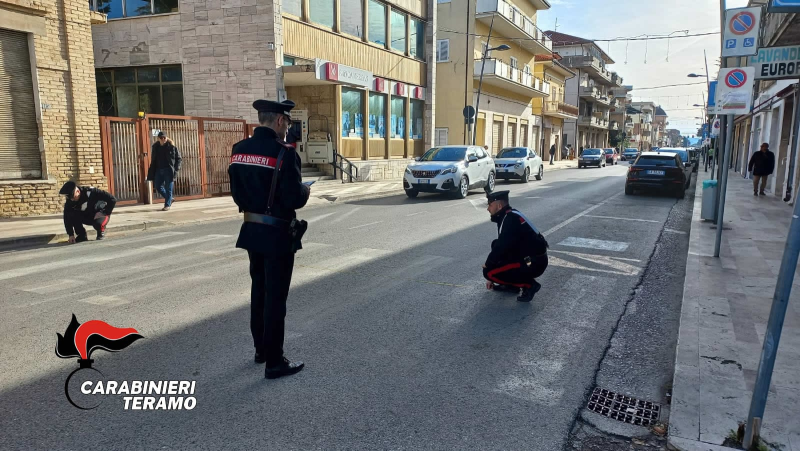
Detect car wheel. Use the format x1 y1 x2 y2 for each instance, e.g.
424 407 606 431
485 172 496 193
535 165 543 181
602 163 606 168
676 188 685 199
625 185 633 195
405 189 418 198
521 167 530 183
456 176 469 199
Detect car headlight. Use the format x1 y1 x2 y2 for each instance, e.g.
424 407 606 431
441 166 459 175
405 167 412 174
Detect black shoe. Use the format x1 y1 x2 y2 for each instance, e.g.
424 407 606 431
254 351 267 364
760 191 766 196
265 357 304 379
96 231 106 240
754 192 759 196
75 234 89 243
492 283 520 293
517 281 542 302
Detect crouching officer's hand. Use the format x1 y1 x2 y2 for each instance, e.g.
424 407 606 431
68 235 76 244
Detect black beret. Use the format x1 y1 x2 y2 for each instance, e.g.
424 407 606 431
487 190 509 203
253 99 296 117
59 181 77 195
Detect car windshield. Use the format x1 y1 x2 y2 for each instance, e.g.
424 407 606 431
582 149 601 155
604 149 614 154
636 155 678 167
419 147 467 162
625 148 638 153
497 148 527 158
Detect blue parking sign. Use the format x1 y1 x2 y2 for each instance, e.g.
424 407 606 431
744 38 755 47
726 39 737 49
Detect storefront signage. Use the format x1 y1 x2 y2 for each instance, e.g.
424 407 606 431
394 82 407 96
374 77 387 93
316 59 372 88
411 87 425 100
747 45 800 79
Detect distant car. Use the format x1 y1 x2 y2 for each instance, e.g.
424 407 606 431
493 147 544 183
404 145 496 199
657 147 694 182
625 151 689 198
578 148 606 168
603 148 619 165
651 147 660 151
621 148 639 161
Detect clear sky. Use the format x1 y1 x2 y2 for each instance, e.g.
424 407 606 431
539 0 749 136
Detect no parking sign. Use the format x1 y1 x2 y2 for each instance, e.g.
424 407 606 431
715 67 756 115
722 7 761 57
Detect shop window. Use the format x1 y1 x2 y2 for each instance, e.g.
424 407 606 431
92 0 177 17
341 88 364 138
410 17 424 60
340 0 364 38
310 0 335 28
390 9 406 52
93 0 124 18
390 96 405 139
95 65 183 117
153 0 178 14
283 0 301 17
368 0 386 46
368 93 386 138
410 99 424 140
284 56 296 66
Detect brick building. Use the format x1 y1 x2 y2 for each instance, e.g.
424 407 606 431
0 0 106 217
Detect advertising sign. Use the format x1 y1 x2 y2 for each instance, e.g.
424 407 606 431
707 81 723 115
748 45 800 79
316 59 372 88
722 7 761 57
715 67 755 115
768 0 800 12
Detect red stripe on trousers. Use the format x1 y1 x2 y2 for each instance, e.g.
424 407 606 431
487 262 531 288
100 215 110 232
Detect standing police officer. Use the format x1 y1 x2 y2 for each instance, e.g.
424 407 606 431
228 99 311 379
482 191 549 302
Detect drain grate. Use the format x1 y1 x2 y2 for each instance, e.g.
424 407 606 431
586 388 661 427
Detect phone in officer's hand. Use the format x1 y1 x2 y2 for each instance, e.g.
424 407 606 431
303 181 315 186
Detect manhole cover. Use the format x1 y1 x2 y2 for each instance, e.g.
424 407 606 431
586 388 661 427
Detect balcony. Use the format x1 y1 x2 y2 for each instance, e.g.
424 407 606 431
578 115 609 129
609 121 619 131
559 55 613 85
543 100 579 119
611 72 623 87
579 86 611 106
475 0 552 56
474 59 550 97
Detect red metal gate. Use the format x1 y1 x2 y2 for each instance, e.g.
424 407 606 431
100 115 248 204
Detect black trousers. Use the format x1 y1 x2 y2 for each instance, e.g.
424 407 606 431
483 258 548 289
65 209 110 236
248 251 295 365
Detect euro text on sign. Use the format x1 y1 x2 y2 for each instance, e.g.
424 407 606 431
748 45 800 79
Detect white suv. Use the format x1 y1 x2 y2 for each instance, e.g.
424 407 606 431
493 147 543 183
404 145 496 198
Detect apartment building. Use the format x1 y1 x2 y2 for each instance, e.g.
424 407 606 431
653 106 668 147
533 53 577 159
629 101 656 151
0 0 107 216
609 85 633 148
435 0 553 155
547 31 624 151
90 0 436 178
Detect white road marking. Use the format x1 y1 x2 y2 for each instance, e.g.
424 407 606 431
331 207 362 223
548 251 641 276
543 193 622 236
305 212 337 223
81 295 128 307
584 214 660 223
469 198 487 210
0 248 149 281
557 237 630 252
526 196 542 199
445 201 469 208
145 234 232 250
100 231 189 246
15 279 84 294
348 221 383 230
406 211 426 217
664 228 687 235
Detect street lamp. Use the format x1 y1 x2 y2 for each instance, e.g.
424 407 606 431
473 43 511 145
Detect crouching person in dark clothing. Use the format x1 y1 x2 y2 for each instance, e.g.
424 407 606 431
483 190 549 302
60 181 117 243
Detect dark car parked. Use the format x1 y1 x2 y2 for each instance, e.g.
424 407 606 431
621 148 639 161
578 148 605 168
625 152 690 198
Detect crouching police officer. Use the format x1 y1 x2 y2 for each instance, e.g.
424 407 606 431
59 181 116 243
228 99 311 379
483 191 549 302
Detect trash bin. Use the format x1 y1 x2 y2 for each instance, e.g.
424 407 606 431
701 180 718 220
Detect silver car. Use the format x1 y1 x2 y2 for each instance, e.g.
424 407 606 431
404 145 496 198
493 147 543 183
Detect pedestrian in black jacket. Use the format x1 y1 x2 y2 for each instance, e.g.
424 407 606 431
482 190 549 302
146 132 182 211
748 143 776 196
549 144 556 165
59 181 116 242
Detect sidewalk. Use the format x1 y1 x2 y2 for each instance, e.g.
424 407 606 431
669 170 800 451
0 160 575 249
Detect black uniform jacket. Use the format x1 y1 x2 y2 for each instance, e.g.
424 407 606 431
147 140 183 181
486 206 548 269
63 187 117 234
228 126 310 255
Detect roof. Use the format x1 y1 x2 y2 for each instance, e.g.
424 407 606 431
544 31 615 64
655 106 668 116
626 106 642 114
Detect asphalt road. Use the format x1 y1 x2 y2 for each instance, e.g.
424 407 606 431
0 163 691 450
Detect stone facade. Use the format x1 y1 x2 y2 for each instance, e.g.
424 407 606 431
91 0 283 123
0 0 106 217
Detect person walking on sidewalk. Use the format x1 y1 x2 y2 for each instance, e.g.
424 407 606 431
147 132 182 211
549 144 556 165
748 142 776 196
60 181 116 243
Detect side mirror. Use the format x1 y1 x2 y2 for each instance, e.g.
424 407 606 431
414 157 421 161
468 156 478 163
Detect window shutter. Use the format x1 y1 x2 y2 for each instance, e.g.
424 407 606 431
437 40 449 62
434 128 448 146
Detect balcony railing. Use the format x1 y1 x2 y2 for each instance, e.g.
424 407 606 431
475 59 550 95
578 115 609 128
559 55 613 83
579 86 611 105
544 100 579 117
611 73 623 86
476 0 552 52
